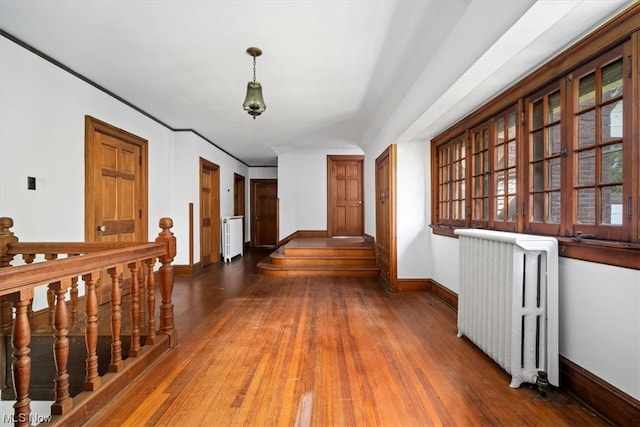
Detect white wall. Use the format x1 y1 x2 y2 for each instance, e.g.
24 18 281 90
277 147 363 240
396 141 430 278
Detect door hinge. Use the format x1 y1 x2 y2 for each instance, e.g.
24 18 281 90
139 209 142 219
139 156 142 166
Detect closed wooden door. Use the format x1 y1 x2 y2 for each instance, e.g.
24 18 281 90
85 116 148 244
234 173 246 245
375 146 396 290
200 159 220 267
251 179 277 247
328 155 364 237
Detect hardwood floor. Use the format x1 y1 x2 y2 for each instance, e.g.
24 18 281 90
86 247 606 426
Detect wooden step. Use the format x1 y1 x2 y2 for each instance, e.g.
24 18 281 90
258 263 381 277
257 237 380 277
270 247 377 267
283 246 375 257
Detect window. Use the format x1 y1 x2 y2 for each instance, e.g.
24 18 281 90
436 134 466 227
470 124 490 228
569 51 631 241
431 16 639 269
492 109 518 231
527 84 563 236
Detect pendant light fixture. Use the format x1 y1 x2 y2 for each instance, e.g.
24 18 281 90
242 47 266 119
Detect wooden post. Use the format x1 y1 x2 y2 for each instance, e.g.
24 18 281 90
107 265 124 372
0 217 18 268
145 258 157 345
128 262 142 357
82 271 101 391
155 218 177 347
0 218 18 411
50 278 73 415
45 254 58 328
7 289 33 427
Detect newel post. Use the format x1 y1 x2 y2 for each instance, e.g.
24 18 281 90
0 217 18 269
0 218 18 333
155 217 177 347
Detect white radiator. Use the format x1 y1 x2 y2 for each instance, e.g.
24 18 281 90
221 216 243 262
454 229 559 388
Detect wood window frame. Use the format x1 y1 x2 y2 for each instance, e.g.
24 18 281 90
470 122 490 229
433 133 468 233
525 81 564 237
430 5 640 269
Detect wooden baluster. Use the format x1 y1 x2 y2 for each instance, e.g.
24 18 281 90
138 267 145 335
70 276 79 327
47 285 55 327
50 278 72 415
145 258 157 345
7 289 33 427
20 255 36 329
155 218 177 347
45 254 58 328
70 255 80 327
82 271 102 391
108 265 124 372
128 261 142 357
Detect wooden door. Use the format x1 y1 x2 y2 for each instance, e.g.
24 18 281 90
200 158 220 267
234 173 246 245
328 155 364 237
251 179 278 247
375 146 396 291
85 116 148 244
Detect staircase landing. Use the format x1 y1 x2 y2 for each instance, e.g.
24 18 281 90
258 237 380 277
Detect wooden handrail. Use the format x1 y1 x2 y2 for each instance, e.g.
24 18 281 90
0 217 177 426
0 243 165 296
6 241 160 255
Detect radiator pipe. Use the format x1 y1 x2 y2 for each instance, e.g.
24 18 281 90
535 371 550 401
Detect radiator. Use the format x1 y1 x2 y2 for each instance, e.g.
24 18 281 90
453 229 559 388
221 216 243 262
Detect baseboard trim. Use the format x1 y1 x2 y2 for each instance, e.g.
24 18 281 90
426 280 639 425
395 279 431 292
429 279 458 310
174 262 202 276
560 356 640 426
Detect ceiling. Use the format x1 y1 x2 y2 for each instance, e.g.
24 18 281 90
0 0 634 166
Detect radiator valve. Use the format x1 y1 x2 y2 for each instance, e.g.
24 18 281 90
535 371 550 401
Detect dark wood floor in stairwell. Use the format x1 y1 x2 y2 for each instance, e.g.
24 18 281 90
86 246 606 426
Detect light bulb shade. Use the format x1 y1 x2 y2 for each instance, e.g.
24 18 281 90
242 81 266 117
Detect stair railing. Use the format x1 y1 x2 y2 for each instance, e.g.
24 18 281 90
0 217 176 426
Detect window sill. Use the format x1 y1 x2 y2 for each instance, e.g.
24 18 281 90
430 224 640 270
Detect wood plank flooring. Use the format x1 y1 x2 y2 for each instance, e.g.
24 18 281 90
86 246 606 426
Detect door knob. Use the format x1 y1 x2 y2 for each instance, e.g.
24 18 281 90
97 225 106 232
